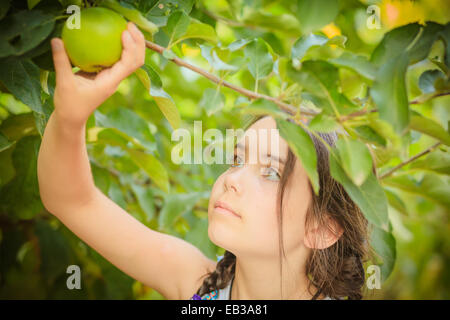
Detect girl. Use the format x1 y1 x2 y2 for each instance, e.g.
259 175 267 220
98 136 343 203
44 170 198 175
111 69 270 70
191 114 370 300
38 22 370 301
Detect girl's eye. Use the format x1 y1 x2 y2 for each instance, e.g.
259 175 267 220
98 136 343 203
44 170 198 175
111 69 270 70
261 167 281 181
230 154 244 168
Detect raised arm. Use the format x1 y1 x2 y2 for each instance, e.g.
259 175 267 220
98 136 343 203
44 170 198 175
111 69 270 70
37 22 215 300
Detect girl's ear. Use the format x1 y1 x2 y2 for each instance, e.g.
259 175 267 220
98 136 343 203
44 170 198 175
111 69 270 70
304 215 344 249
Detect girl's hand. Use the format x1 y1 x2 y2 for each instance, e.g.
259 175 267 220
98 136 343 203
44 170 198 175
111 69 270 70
50 21 146 127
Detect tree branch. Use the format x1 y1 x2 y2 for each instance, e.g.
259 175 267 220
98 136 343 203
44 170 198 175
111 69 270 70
145 40 450 123
340 91 450 122
409 91 450 104
338 109 378 122
379 142 442 179
144 40 318 118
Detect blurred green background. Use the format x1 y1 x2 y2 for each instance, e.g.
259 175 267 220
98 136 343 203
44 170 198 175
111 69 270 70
0 0 449 299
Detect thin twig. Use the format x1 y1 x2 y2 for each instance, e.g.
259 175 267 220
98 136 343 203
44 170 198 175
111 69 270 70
339 109 378 122
379 142 443 179
409 91 450 104
145 40 450 123
144 40 318 117
341 91 450 122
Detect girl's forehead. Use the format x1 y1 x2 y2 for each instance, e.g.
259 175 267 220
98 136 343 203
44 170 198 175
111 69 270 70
249 116 277 130
239 116 288 155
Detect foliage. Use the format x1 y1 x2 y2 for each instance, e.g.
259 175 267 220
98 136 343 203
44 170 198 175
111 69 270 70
0 0 449 299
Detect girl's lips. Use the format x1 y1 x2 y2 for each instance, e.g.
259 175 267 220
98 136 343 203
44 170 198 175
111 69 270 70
214 201 241 218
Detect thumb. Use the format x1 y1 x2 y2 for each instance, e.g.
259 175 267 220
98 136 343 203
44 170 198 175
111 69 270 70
51 38 74 84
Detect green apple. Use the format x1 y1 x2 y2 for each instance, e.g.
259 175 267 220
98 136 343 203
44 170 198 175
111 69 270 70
62 7 128 73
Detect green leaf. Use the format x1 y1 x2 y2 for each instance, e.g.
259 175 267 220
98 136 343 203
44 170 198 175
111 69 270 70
275 118 319 195
227 38 252 52
408 149 450 175
94 107 156 151
162 49 177 59
329 150 389 230
418 69 446 94
409 114 450 146
308 113 341 133
242 9 301 36
382 173 450 208
0 10 55 58
151 87 181 130
0 113 38 141
108 180 127 210
199 44 238 72
0 132 14 152
27 0 41 10
438 22 450 67
354 125 387 147
367 116 402 149
0 135 43 220
373 23 420 66
165 10 190 45
244 38 273 81
0 59 42 114
127 149 169 193
407 21 444 64
370 225 396 282
291 34 346 62
158 192 206 231
133 67 150 90
199 88 225 117
100 0 158 34
0 93 31 115
371 22 444 66
33 97 54 137
240 99 289 120
335 138 373 186
35 220 73 286
184 218 216 260
93 127 135 149
329 52 377 81
0 0 10 21
130 183 155 222
384 188 408 215
136 64 181 130
287 60 360 116
91 163 111 195
295 0 339 33
175 21 217 45
371 52 409 134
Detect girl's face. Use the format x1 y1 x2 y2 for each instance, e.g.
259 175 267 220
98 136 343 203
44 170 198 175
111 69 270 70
208 116 313 258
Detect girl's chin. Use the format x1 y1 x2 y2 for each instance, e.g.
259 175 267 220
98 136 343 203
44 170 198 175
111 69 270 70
208 221 239 247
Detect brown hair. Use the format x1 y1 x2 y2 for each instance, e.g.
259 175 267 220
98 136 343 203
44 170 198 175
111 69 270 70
195 114 372 300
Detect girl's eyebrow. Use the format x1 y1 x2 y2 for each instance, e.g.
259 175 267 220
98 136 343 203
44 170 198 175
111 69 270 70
236 142 286 165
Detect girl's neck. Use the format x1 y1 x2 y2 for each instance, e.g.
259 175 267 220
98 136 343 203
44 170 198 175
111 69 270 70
230 256 322 300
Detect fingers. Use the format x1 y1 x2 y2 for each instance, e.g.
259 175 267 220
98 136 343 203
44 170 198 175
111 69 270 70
75 70 97 80
98 23 145 90
127 22 146 67
118 22 145 72
51 38 74 86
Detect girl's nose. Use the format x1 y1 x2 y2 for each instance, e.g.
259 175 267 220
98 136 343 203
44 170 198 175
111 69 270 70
224 169 242 195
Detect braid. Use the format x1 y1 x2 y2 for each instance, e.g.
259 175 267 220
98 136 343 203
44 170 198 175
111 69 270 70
195 250 236 297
